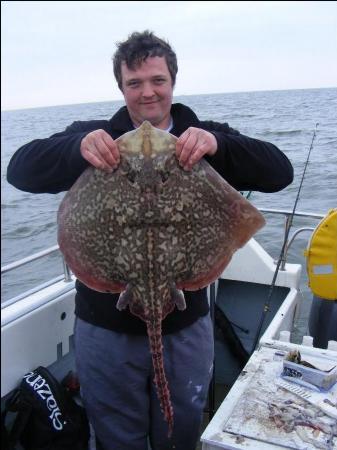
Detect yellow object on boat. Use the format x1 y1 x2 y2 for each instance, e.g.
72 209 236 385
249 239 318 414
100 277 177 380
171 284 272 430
304 208 337 300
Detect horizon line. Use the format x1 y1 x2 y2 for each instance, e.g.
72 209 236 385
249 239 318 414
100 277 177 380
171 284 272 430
2 85 336 113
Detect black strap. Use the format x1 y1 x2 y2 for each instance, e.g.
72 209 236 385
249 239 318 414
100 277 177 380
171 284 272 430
1 410 11 450
2 389 33 450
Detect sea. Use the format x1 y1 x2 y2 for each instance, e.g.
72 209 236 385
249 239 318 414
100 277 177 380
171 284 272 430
1 87 337 340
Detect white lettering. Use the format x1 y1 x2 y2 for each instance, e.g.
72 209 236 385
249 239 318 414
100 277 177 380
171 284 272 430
50 410 64 431
37 385 52 400
23 371 34 380
24 371 65 431
24 373 41 386
46 396 57 411
33 377 47 391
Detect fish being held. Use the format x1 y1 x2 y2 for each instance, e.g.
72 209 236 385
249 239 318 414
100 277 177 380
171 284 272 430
57 121 265 436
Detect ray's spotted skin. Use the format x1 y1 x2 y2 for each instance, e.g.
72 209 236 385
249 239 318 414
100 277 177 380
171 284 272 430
57 121 265 435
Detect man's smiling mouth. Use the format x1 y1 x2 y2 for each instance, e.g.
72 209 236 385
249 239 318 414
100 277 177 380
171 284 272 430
140 100 159 105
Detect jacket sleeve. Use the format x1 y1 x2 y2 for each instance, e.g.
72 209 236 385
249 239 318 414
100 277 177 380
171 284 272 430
6 122 92 194
199 120 294 193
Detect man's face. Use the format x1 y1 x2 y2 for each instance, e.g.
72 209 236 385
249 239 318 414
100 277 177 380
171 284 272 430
121 56 174 129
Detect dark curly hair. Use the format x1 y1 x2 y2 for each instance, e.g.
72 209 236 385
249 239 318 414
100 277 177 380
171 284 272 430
112 30 178 90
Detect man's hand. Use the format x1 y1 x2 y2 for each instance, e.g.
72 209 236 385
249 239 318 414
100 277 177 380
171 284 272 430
80 130 120 172
176 127 217 171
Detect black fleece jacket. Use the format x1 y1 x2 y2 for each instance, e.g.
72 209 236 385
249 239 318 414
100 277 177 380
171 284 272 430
7 103 293 334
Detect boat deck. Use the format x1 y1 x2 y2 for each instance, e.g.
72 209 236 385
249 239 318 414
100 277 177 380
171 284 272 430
201 346 337 450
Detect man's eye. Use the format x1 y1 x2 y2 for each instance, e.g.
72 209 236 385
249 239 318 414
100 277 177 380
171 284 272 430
154 79 165 85
128 81 140 88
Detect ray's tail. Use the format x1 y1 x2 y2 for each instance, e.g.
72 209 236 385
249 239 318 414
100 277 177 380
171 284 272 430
147 321 174 437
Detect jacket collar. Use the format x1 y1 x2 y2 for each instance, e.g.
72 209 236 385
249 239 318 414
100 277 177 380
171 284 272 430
108 103 201 138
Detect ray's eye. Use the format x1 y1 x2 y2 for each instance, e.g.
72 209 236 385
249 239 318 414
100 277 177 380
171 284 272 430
127 169 137 184
159 170 170 183
119 159 137 184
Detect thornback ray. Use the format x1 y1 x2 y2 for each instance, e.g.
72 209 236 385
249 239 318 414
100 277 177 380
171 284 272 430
57 121 265 436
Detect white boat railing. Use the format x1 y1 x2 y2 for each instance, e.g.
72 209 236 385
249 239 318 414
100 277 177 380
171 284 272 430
1 244 59 273
258 208 323 220
1 244 72 280
1 245 73 310
259 208 323 270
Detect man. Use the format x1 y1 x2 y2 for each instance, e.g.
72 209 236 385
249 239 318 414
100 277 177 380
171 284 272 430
7 31 293 450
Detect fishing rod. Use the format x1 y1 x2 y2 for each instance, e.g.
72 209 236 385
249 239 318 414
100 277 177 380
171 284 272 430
251 122 319 353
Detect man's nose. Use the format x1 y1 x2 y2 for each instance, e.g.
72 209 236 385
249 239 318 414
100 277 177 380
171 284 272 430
142 82 155 97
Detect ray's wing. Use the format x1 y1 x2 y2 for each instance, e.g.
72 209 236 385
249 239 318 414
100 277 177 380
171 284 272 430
57 162 146 293
155 155 265 291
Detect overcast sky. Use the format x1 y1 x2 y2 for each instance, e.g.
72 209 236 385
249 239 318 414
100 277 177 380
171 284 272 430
1 1 337 110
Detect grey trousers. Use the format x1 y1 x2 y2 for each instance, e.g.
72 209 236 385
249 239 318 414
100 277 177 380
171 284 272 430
74 314 214 450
